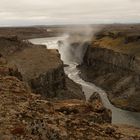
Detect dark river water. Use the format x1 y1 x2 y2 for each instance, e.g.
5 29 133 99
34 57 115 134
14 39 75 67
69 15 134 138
30 37 140 128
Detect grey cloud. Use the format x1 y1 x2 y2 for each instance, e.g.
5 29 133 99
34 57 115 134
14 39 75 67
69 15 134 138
0 0 140 26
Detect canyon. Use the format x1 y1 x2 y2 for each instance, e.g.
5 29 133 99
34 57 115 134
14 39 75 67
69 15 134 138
0 36 85 100
80 25 140 112
0 25 140 139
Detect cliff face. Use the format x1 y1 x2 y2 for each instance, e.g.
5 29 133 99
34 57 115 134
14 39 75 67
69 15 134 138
0 36 85 100
30 64 65 98
83 46 140 75
8 47 85 100
0 63 139 139
80 45 140 112
80 27 140 112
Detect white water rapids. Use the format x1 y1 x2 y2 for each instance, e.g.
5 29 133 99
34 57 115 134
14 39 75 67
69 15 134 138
30 36 140 128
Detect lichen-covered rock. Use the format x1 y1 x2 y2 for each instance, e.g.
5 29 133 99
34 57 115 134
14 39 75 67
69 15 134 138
89 92 112 123
89 92 105 112
0 69 140 139
0 57 22 80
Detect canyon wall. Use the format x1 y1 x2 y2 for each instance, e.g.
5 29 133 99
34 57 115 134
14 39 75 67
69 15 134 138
83 46 140 75
9 47 85 100
30 64 65 98
80 44 140 112
0 36 85 100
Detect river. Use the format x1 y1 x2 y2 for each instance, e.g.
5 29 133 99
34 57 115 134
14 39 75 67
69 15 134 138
30 36 140 128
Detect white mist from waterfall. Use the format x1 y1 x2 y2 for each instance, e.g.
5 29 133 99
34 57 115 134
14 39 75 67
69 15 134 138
34 34 89 65
29 25 102 65
56 26 101 64
58 39 89 64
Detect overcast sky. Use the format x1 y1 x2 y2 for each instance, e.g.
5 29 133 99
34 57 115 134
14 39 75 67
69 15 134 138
0 0 140 26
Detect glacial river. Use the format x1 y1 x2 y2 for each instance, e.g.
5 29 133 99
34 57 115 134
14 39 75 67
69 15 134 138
30 37 140 128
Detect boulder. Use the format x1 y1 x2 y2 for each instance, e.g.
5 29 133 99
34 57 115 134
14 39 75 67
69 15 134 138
89 92 112 123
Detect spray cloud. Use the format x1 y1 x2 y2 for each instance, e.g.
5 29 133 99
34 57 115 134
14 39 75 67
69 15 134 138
58 25 103 64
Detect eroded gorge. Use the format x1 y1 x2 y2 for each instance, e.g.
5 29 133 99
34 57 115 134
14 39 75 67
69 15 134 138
0 25 140 139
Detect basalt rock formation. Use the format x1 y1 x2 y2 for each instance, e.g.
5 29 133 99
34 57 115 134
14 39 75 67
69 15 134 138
0 63 140 139
80 25 140 112
0 36 85 100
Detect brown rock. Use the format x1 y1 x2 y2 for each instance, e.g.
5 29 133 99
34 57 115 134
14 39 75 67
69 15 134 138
0 66 139 139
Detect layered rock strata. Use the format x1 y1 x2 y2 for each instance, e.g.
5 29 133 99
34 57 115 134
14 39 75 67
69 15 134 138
80 29 140 112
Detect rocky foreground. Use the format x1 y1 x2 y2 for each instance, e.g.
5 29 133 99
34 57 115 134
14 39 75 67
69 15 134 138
0 52 140 140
